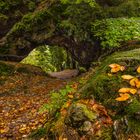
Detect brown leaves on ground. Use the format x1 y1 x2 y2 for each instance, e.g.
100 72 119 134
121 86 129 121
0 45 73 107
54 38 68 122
86 99 112 125
0 73 67 139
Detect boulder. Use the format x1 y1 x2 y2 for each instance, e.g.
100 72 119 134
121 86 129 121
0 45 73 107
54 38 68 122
48 69 79 79
65 103 97 130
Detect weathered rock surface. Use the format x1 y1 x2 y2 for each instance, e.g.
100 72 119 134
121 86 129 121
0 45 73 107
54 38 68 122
65 103 97 128
48 69 79 79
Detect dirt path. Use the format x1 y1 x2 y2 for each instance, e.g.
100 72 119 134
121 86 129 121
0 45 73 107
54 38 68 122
0 73 67 139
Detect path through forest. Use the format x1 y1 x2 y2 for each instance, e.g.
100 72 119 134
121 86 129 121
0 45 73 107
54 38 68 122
0 72 68 139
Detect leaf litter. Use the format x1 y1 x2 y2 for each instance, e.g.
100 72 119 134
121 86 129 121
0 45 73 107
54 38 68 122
0 73 67 139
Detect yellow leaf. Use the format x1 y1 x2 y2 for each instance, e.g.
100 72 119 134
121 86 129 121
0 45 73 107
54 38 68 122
64 101 71 108
72 83 78 89
120 66 125 71
118 88 137 94
137 66 140 73
68 95 73 99
80 99 90 104
136 81 140 88
19 127 26 133
0 128 9 133
129 78 140 88
115 93 130 101
60 109 67 115
130 89 137 94
118 88 131 93
107 73 113 77
129 78 139 87
121 75 134 80
109 64 125 73
111 67 120 73
109 64 121 68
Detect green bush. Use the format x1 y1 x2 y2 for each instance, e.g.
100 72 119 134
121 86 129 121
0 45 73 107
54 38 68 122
91 18 140 48
40 85 74 113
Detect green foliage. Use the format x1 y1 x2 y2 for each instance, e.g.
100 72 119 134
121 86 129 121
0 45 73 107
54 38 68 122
30 127 47 139
0 0 36 13
86 74 123 109
59 0 140 43
0 1 9 12
0 13 7 19
81 47 140 111
40 85 74 113
7 9 52 37
0 13 8 23
77 103 97 121
128 118 140 134
79 67 87 73
91 18 140 48
59 3 99 42
10 22 27 35
125 99 140 116
4 0 140 49
28 1 36 11
22 46 68 72
104 0 140 17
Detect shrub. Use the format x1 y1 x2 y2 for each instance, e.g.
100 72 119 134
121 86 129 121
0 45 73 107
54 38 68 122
91 17 140 48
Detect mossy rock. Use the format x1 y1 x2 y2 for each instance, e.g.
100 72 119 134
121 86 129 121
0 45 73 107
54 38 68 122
80 48 140 138
16 64 46 75
82 48 140 107
65 103 97 128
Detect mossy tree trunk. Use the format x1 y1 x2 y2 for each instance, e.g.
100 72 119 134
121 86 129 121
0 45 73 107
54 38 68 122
0 0 140 68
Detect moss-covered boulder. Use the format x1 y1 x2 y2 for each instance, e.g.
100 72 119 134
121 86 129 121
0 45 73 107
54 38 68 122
80 48 140 139
65 103 97 128
0 61 46 76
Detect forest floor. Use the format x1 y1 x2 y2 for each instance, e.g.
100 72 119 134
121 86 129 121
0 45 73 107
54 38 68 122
0 71 69 139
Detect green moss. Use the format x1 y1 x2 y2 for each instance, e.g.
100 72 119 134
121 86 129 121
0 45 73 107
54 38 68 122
16 67 31 74
14 10 23 18
0 62 15 76
78 103 97 121
30 127 47 139
128 118 140 134
94 127 113 140
28 1 36 11
125 99 140 116
8 20 25 36
0 1 9 12
0 13 8 21
83 73 123 110
81 47 140 113
7 0 22 7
